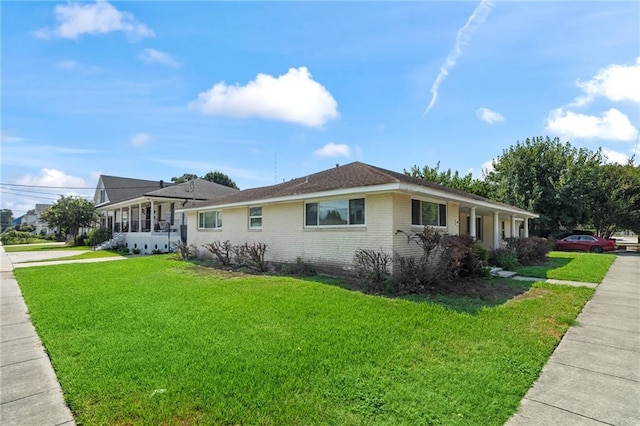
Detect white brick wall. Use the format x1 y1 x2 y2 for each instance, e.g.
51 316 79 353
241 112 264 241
187 193 471 274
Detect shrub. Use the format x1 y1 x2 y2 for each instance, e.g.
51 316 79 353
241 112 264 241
0 230 39 245
505 237 553 265
353 248 392 293
394 228 489 293
232 242 268 272
203 240 233 266
132 248 141 255
171 242 196 260
84 228 112 246
489 248 520 270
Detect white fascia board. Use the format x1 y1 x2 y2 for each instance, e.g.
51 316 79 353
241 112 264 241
176 182 538 219
97 196 176 211
397 183 539 218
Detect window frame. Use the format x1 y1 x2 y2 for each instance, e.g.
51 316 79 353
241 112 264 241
198 210 222 230
411 199 447 227
304 197 366 228
248 206 263 229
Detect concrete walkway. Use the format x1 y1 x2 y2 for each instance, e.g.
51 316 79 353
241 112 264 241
507 253 640 426
0 246 76 426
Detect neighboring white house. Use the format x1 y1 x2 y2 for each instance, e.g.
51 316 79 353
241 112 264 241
14 204 54 235
177 162 538 275
94 175 238 253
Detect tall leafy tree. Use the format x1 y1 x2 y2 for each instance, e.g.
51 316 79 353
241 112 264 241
0 209 13 231
405 162 494 198
201 171 239 189
486 136 604 238
40 196 98 243
584 163 640 238
171 173 198 184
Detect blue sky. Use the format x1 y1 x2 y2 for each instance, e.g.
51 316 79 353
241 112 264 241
2 1 639 215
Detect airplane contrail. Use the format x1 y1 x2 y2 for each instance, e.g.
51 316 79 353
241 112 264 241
423 0 494 116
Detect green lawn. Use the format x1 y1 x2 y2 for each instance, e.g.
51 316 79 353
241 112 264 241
3 244 89 253
15 256 594 425
514 251 616 283
21 250 122 263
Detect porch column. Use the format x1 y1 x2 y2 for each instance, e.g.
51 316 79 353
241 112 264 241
120 207 123 232
150 200 155 232
524 218 529 238
111 210 115 234
469 207 477 240
493 211 500 249
128 206 131 232
138 203 142 232
510 215 516 239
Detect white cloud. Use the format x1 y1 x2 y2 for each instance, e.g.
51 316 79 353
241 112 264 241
131 133 152 147
34 0 154 41
17 169 86 190
313 142 351 158
572 57 640 107
602 148 631 165
55 60 80 71
546 108 638 142
138 49 180 68
192 67 339 127
424 0 494 116
1 131 26 143
476 107 504 124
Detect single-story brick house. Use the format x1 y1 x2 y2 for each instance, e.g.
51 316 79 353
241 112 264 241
177 162 538 274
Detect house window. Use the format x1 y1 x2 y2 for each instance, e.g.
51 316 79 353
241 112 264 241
198 211 222 229
99 189 106 204
305 198 365 227
411 199 447 227
249 207 262 229
466 216 483 241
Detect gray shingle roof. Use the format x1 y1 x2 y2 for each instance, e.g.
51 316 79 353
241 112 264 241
99 175 168 206
183 162 535 215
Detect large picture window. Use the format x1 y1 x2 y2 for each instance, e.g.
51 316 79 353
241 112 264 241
249 207 262 229
305 198 365 227
198 211 222 229
411 199 447 227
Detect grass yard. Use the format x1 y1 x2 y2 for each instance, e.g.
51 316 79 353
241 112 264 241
3 244 89 253
15 256 594 425
21 250 122 263
514 251 616 283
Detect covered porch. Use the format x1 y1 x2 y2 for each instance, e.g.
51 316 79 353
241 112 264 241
98 197 186 253
458 204 536 250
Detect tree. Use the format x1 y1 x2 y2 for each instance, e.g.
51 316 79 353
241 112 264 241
584 163 640 238
40 196 98 243
171 171 239 189
171 173 198 184
485 136 604 238
405 162 494 198
0 209 13 231
201 171 239 189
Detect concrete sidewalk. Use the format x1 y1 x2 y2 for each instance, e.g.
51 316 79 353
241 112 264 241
0 246 75 426
507 253 640 426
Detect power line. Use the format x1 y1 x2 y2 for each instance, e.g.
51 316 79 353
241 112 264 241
0 182 161 190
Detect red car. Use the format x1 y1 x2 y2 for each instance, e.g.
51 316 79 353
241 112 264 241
555 235 616 253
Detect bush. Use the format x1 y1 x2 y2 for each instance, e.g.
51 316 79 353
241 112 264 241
84 228 112 246
489 248 520 270
394 228 489 293
132 248 141 255
0 230 39 245
353 249 392 293
203 240 233 266
232 242 268 272
504 237 553 265
172 242 196 260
